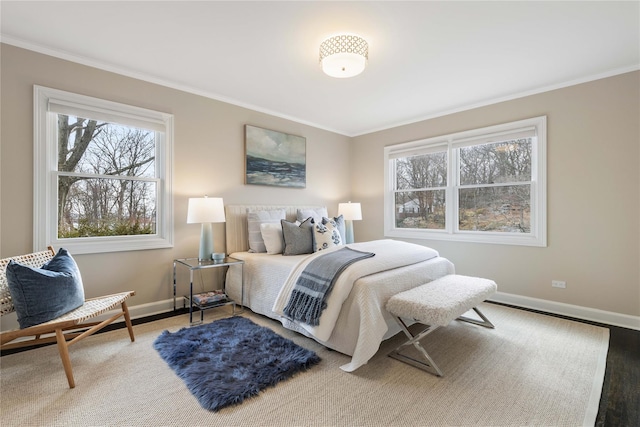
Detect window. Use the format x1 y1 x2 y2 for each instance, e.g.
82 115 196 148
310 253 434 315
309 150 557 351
384 116 546 246
34 86 174 254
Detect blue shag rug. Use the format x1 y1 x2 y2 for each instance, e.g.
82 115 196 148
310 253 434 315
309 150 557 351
153 316 321 411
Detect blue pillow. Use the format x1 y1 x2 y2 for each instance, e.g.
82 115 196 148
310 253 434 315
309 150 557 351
6 248 85 329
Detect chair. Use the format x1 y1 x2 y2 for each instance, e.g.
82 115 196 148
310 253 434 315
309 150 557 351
0 246 135 388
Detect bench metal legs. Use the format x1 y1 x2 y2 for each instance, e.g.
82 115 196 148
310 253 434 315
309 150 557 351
388 306 494 377
457 307 495 329
389 316 444 376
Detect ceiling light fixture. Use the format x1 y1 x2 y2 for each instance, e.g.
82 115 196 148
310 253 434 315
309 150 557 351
319 34 368 78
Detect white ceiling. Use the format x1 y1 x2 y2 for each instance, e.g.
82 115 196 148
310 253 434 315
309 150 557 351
1 1 639 136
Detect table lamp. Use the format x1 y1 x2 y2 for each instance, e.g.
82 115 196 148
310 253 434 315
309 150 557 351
187 196 226 261
338 201 362 244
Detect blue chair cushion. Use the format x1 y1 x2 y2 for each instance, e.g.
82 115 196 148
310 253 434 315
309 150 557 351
6 248 85 329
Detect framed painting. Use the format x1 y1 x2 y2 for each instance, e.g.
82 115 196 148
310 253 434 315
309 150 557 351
245 125 306 188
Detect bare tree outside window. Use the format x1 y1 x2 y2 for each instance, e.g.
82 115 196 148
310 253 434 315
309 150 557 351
458 138 532 232
34 85 174 254
56 115 157 238
384 116 545 246
393 151 447 229
391 139 533 233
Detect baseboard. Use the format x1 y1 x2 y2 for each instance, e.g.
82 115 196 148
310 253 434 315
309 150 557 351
127 298 179 320
0 299 179 333
490 292 640 331
3 294 638 334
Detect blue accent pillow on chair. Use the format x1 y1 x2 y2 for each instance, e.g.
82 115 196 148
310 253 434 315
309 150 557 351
6 248 85 329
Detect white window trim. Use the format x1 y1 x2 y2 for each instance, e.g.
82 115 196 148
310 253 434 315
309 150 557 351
384 116 547 247
34 85 174 254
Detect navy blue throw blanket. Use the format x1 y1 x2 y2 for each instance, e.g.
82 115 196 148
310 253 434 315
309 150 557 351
283 247 375 326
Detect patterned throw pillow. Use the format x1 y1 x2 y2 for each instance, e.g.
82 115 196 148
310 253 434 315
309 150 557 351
323 215 346 244
312 217 343 252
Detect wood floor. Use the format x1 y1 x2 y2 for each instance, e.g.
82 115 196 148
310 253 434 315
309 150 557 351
596 324 640 426
2 306 639 426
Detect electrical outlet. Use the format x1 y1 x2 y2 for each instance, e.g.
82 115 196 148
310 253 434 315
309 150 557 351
552 280 566 289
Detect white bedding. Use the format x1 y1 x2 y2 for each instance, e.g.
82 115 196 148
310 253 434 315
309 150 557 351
273 240 439 341
225 239 455 371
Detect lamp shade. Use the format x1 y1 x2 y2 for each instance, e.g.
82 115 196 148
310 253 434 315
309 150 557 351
320 34 368 78
187 197 225 224
338 202 362 221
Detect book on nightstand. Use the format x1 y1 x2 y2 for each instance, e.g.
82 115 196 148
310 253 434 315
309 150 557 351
192 290 228 306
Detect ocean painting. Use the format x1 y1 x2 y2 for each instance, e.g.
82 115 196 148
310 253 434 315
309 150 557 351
245 125 306 188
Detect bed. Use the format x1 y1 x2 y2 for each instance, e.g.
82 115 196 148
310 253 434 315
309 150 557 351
224 204 455 371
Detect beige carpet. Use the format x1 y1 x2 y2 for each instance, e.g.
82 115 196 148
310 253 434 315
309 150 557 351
1 303 608 426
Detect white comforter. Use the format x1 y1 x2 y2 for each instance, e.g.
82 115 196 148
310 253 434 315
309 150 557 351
226 240 454 371
273 240 439 342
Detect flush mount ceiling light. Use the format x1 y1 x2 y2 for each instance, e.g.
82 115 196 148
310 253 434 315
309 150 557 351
319 34 368 78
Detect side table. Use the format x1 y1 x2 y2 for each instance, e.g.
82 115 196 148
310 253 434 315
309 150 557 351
173 256 244 325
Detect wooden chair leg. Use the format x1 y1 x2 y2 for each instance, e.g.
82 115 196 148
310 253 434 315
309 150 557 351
122 301 135 342
55 328 75 388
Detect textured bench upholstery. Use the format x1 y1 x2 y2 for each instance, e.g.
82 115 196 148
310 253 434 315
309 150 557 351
387 274 497 327
385 274 497 376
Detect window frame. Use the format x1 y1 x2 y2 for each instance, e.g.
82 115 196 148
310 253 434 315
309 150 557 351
384 116 547 247
34 85 174 254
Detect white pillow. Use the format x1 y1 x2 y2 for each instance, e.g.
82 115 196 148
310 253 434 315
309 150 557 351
297 207 328 223
247 209 286 253
312 217 343 252
260 222 284 255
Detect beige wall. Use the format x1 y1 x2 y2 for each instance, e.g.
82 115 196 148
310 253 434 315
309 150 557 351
0 44 351 313
351 71 640 317
1 43 638 322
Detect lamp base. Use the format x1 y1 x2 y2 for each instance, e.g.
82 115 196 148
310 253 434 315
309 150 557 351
345 220 355 244
198 223 213 261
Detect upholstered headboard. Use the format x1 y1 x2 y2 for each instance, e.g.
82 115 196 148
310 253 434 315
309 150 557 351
224 204 326 254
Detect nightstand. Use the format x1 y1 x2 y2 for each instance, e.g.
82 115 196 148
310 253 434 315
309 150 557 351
173 256 244 325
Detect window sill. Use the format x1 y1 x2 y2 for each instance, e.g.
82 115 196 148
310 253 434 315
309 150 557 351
385 228 546 247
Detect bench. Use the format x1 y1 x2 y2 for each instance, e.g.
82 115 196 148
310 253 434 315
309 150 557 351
1 247 135 388
386 274 497 376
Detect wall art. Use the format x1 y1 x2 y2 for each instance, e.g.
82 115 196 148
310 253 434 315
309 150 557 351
245 125 306 188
